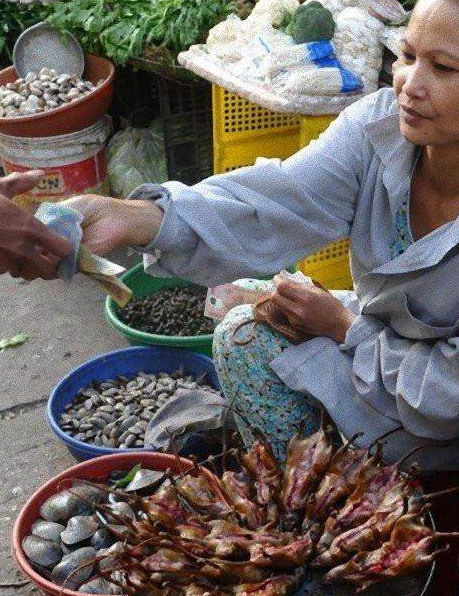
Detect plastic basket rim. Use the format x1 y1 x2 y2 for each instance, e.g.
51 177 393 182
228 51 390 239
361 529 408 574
105 263 214 345
47 344 218 457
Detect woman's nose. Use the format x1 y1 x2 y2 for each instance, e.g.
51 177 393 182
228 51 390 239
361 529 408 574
402 64 429 101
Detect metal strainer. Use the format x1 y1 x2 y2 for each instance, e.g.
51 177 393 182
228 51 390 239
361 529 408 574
13 22 85 78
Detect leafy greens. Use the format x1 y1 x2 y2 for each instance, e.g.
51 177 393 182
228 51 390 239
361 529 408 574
45 0 237 66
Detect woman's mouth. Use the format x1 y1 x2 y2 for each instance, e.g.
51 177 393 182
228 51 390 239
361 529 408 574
400 105 431 126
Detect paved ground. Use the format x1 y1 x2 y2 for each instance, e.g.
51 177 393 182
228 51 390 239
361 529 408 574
0 250 139 595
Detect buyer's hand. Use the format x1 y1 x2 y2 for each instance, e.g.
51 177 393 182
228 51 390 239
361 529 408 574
271 276 357 343
62 194 164 256
0 171 71 280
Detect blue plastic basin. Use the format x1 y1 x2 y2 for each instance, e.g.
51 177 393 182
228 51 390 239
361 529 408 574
47 345 220 460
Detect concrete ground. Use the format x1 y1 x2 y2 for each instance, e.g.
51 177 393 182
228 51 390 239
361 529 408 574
0 250 139 595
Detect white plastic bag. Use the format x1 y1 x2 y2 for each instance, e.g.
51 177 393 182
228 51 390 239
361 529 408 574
333 7 385 93
107 120 168 198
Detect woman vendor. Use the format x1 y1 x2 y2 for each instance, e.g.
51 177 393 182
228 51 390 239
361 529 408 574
56 0 459 471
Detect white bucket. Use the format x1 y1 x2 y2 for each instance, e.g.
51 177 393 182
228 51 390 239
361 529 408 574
0 116 112 212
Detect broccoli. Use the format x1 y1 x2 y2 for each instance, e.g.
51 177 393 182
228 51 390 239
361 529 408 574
287 2 335 43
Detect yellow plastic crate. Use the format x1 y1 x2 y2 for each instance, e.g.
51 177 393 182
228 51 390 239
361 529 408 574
212 86 352 289
296 238 352 290
299 114 336 147
212 85 301 173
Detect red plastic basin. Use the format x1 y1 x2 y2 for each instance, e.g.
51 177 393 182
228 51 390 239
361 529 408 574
0 54 115 137
12 452 197 596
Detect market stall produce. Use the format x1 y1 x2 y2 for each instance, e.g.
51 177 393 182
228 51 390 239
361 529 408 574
0 68 100 118
15 424 452 595
59 368 221 449
44 0 245 70
119 286 214 337
178 0 408 114
0 24 115 207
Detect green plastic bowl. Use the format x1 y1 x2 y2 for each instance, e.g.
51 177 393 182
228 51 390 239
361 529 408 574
105 264 214 356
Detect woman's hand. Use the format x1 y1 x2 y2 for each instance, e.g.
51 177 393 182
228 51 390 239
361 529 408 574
0 170 71 281
61 194 164 256
271 276 357 343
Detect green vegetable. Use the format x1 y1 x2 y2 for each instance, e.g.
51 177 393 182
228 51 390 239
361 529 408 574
113 463 142 488
0 332 30 353
45 0 237 66
274 10 293 32
138 0 236 55
399 0 416 9
0 3 45 68
287 2 335 44
45 0 152 65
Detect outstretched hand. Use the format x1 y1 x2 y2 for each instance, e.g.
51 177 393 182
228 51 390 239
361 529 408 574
62 194 164 256
0 171 71 281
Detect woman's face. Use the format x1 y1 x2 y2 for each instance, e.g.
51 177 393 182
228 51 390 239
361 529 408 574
393 0 459 146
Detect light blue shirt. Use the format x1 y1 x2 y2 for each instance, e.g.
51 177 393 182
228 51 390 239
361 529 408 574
133 88 459 470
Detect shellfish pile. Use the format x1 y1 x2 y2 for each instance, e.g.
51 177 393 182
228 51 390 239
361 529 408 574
22 422 457 595
59 369 221 449
0 68 101 117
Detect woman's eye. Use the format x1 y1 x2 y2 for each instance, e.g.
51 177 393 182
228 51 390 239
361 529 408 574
434 63 456 72
402 51 415 62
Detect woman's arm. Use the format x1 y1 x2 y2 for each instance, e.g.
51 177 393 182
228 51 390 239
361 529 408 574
341 314 459 441
141 100 368 286
66 93 378 286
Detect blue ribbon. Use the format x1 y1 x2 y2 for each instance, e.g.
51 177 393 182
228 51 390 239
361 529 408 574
305 40 363 93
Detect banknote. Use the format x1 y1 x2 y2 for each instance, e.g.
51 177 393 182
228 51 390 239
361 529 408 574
35 202 132 307
204 270 314 321
77 245 132 307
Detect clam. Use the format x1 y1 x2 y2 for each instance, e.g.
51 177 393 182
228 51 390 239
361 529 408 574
40 490 79 522
31 519 65 543
78 577 122 594
107 501 136 522
60 515 99 545
22 535 62 568
71 482 107 505
125 468 164 493
29 84 43 97
39 485 101 523
67 88 80 100
91 527 116 550
56 74 71 86
98 542 124 572
0 68 98 118
1 95 14 108
51 546 96 589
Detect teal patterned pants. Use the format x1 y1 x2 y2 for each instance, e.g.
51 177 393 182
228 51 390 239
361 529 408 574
212 280 322 460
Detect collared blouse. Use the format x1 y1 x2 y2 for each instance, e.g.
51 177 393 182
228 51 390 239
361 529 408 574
134 87 459 470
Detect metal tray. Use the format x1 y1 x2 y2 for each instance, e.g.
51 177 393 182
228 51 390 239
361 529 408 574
13 22 84 78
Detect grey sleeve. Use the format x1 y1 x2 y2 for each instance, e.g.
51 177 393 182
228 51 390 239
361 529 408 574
342 315 459 441
136 97 371 287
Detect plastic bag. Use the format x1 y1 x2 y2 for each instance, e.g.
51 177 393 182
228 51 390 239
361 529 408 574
144 389 237 456
107 120 168 198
